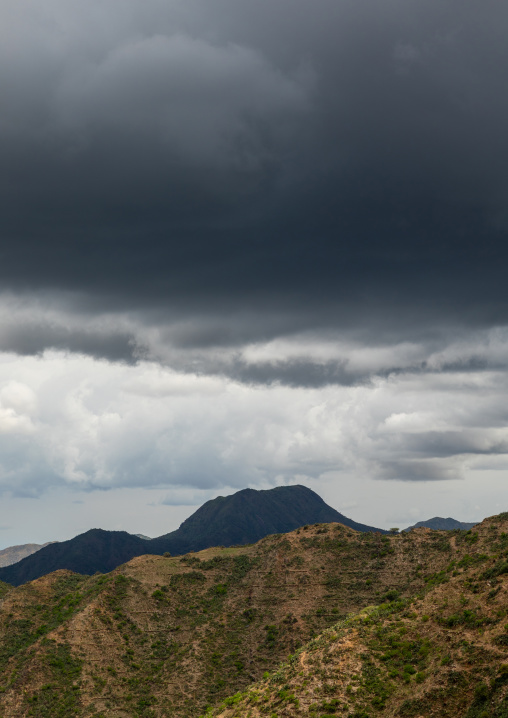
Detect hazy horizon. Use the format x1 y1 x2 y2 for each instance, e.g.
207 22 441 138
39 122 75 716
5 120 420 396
0 482 486 550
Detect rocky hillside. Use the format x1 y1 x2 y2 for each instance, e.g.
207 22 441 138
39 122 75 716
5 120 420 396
209 515 508 718
0 514 506 717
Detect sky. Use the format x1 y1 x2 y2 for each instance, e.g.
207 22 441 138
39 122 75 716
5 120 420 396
1 0 508 547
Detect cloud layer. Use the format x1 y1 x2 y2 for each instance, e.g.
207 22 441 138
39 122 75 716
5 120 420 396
0 0 507 536
0 334 507 498
0 0 507 322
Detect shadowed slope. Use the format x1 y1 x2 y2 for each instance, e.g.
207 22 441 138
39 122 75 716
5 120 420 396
0 529 149 586
0 542 56 568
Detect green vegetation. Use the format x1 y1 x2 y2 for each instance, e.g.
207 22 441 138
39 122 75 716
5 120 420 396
23 641 82 717
1 514 508 717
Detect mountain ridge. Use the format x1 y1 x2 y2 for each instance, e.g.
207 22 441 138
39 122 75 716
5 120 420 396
404 516 478 531
0 511 506 717
0 485 385 586
150 485 386 555
0 541 56 568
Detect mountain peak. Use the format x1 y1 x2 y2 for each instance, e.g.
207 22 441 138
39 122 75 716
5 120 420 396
405 516 479 531
0 485 385 586
154 484 385 554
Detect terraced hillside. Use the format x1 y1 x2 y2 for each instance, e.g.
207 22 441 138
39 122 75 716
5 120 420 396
0 517 505 717
208 514 508 718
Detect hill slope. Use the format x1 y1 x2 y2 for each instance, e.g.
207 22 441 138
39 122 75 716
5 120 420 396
1 515 506 716
0 485 385 585
0 580 11 599
210 515 508 718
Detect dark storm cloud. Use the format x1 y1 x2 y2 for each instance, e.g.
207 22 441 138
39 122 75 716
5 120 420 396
377 460 461 482
402 431 508 458
3 0 508 510
0 322 137 363
0 0 507 343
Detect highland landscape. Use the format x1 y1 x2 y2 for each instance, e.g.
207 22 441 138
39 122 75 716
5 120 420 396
0 486 385 587
1 1 508 717
0 487 504 718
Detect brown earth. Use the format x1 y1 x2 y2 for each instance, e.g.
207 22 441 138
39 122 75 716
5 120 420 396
0 517 506 717
210 514 508 718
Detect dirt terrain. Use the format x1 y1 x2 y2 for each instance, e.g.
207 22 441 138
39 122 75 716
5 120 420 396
0 517 506 717
209 515 508 718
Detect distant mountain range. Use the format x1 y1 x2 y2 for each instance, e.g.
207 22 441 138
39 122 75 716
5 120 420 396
404 517 478 531
0 541 56 568
0 485 386 586
0 486 481 587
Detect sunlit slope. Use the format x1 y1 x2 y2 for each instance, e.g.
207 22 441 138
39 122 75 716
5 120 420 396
0 516 506 717
206 515 508 718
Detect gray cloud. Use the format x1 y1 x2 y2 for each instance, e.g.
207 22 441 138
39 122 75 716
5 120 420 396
3 294 508 388
0 0 508 532
0 323 138 363
376 460 463 483
401 431 508 459
0 0 507 335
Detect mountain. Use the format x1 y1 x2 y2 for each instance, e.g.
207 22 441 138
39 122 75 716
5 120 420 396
0 513 506 717
0 541 56 567
0 529 149 586
149 484 386 555
405 516 479 531
0 485 385 586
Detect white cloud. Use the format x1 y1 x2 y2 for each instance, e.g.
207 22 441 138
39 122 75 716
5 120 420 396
0 335 506 501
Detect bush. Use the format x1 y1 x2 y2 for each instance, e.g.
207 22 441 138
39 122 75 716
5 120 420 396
474 684 489 702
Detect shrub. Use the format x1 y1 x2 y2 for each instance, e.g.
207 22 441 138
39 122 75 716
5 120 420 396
474 684 489 702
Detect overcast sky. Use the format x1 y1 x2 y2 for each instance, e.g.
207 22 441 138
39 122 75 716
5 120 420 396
1 0 508 547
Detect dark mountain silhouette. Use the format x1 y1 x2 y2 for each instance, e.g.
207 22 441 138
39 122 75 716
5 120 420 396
0 485 385 586
0 530 148 586
404 516 478 531
149 485 385 555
